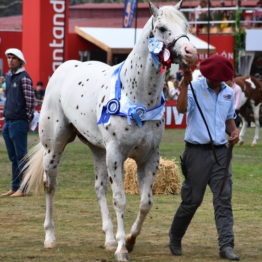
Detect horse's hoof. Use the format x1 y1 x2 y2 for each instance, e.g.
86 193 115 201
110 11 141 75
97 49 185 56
238 141 244 146
114 252 129 261
251 143 256 147
126 234 136 252
44 241 56 248
105 241 117 251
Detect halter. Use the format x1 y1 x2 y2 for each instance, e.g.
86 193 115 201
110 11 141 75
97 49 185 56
167 34 189 48
149 17 190 72
150 18 189 46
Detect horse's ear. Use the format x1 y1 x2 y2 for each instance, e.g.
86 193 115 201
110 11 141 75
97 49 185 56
175 0 184 9
148 1 159 17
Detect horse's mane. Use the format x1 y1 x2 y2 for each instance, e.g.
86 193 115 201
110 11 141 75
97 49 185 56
160 5 189 31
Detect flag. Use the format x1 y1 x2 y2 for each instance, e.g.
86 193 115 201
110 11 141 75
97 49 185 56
123 0 137 28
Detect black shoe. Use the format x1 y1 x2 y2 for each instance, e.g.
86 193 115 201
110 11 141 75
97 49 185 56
220 247 240 261
169 240 182 256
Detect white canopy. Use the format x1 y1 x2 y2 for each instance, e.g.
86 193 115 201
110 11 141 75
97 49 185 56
75 27 216 64
246 29 262 51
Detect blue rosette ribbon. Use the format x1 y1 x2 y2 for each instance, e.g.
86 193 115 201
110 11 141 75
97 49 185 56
107 99 120 114
97 98 120 124
128 105 147 128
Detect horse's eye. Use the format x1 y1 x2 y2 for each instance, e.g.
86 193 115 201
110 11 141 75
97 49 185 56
158 26 167 33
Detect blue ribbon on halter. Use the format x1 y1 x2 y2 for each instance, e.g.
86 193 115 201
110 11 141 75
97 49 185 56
148 38 164 69
97 62 166 127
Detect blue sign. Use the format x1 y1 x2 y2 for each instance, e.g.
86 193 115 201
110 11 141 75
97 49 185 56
123 0 137 28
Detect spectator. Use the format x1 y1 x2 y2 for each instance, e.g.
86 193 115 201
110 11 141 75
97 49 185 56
166 75 180 100
226 80 244 111
195 0 209 33
34 81 45 105
0 76 6 103
213 0 226 21
1 48 34 197
220 11 230 30
226 79 244 127
237 0 242 7
254 0 262 27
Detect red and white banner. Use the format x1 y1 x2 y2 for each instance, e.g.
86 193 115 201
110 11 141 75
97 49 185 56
22 0 68 85
164 100 186 129
197 35 235 66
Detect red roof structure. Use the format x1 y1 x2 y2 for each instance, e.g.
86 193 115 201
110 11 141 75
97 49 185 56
0 1 259 32
0 15 22 31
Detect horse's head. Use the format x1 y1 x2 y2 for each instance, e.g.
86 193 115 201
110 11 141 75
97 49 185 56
149 1 197 66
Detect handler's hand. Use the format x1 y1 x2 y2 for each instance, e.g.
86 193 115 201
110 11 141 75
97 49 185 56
181 67 192 86
228 129 239 145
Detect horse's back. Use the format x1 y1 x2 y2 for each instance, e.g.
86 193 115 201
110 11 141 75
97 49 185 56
40 59 114 147
45 60 110 95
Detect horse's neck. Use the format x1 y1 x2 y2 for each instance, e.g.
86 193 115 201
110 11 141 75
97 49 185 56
120 19 165 108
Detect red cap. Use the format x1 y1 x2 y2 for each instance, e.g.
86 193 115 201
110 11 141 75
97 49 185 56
200 54 233 81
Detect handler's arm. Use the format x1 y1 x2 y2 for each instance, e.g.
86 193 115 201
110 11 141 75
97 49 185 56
176 68 192 113
226 118 239 145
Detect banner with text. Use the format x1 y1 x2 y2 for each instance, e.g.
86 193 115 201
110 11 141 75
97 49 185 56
123 0 137 28
165 100 186 128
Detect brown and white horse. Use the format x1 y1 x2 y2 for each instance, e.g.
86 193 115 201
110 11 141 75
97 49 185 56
234 76 262 146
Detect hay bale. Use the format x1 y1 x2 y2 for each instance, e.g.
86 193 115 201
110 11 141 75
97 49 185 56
124 157 181 195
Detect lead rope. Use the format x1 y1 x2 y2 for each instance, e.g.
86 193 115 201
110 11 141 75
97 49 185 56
189 82 221 166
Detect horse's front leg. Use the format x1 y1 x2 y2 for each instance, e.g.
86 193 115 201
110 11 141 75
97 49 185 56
106 146 128 261
239 114 248 145
126 149 160 252
251 102 261 146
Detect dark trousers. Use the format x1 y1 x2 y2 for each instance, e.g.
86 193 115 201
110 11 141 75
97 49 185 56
2 119 29 191
169 143 235 251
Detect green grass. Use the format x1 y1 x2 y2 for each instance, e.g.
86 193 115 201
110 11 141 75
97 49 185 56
0 128 261 262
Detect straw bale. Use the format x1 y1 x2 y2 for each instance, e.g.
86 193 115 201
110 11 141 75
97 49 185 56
124 157 181 195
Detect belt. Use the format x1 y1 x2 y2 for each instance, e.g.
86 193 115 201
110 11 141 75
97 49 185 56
185 142 226 149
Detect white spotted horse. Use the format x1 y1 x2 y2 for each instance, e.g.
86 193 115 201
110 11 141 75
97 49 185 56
234 76 262 146
20 1 197 261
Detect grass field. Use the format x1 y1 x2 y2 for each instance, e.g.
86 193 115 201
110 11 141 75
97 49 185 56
0 128 261 262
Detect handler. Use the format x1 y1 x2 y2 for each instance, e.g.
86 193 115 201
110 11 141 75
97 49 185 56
169 55 240 261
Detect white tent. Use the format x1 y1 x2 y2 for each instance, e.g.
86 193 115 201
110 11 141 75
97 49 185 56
238 29 262 75
245 29 262 51
75 27 216 65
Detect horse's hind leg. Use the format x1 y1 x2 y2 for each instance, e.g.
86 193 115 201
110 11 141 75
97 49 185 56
41 122 76 248
105 145 128 261
126 150 160 252
89 145 116 251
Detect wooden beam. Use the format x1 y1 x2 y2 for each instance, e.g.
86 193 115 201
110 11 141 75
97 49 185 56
107 50 113 65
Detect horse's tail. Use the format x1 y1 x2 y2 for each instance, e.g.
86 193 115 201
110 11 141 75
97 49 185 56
20 143 45 194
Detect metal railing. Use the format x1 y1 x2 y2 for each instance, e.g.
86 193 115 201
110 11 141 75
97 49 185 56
180 6 262 33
